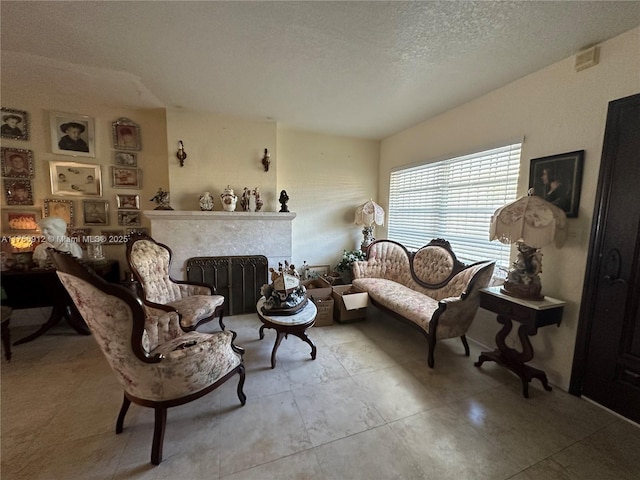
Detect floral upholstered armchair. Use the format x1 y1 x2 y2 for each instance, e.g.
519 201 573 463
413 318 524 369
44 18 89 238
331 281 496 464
47 248 246 465
126 232 226 331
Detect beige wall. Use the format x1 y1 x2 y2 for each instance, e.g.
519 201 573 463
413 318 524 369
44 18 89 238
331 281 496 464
277 128 380 268
379 27 640 390
0 85 168 272
165 108 278 210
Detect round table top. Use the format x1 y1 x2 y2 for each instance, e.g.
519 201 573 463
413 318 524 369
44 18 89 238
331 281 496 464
257 297 317 326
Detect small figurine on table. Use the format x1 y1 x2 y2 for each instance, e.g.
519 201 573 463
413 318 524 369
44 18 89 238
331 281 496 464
279 190 289 213
150 188 173 210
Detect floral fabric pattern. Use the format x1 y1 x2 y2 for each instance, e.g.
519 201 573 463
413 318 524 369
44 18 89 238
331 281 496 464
128 239 224 329
56 272 242 402
352 240 495 343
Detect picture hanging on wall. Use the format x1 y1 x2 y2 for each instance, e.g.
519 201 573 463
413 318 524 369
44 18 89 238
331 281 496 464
44 198 75 226
112 117 141 151
1 208 41 233
49 161 102 196
116 194 140 209
50 111 95 158
1 147 34 178
118 210 141 226
111 166 141 189
83 200 109 226
529 150 584 218
3 178 33 206
0 107 29 141
113 151 137 167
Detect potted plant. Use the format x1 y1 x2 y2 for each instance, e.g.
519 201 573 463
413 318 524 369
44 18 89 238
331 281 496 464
335 249 366 284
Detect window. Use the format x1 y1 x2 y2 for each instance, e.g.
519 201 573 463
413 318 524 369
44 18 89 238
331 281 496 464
388 142 521 268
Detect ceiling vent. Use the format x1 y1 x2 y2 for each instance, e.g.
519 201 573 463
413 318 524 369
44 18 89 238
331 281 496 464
575 46 600 72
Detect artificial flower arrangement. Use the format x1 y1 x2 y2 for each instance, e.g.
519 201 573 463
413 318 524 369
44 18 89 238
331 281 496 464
335 249 366 273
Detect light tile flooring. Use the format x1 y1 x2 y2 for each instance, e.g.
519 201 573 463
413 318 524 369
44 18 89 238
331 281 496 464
2 307 639 480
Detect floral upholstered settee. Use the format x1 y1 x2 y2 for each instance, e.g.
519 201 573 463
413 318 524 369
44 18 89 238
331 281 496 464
351 239 495 368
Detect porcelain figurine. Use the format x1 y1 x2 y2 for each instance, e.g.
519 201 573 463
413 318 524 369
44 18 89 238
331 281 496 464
254 187 264 212
150 188 173 210
279 189 289 212
199 191 214 211
240 187 251 211
220 185 237 212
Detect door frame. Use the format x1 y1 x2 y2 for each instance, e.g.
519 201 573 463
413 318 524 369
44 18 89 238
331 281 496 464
570 93 640 396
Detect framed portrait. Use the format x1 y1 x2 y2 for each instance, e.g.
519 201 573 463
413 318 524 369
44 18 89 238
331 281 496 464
1 208 41 233
83 200 109 226
307 265 330 279
1 148 34 178
116 194 140 209
69 228 91 249
49 161 102 196
113 151 137 167
529 150 584 218
50 111 95 158
0 107 29 141
118 210 141 226
101 229 126 245
3 179 33 206
44 198 74 226
111 166 141 189
112 117 141 151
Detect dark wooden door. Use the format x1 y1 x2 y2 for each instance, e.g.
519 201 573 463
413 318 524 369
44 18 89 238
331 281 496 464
571 93 640 424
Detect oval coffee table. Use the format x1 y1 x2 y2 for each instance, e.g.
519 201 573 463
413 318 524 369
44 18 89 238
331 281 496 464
257 297 317 368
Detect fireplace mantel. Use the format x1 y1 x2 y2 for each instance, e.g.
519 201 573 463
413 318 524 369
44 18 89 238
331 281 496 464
143 210 296 278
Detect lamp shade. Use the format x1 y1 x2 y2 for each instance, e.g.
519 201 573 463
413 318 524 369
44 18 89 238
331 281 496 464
489 195 567 249
354 200 385 227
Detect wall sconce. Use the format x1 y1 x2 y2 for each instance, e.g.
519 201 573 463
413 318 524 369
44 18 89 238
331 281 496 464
177 140 187 167
261 148 271 172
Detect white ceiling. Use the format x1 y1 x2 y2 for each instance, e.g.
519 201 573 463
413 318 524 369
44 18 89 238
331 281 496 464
1 1 639 140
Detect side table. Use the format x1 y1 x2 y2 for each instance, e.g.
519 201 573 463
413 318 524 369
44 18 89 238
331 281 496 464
474 286 565 398
256 297 317 368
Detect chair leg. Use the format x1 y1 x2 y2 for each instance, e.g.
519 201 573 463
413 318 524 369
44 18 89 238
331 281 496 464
218 308 225 331
461 335 470 357
116 395 131 434
427 336 436 368
151 407 167 465
237 364 247 405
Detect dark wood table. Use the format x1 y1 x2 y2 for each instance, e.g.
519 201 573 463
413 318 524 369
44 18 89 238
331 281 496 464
256 297 317 368
474 286 565 398
1 260 119 348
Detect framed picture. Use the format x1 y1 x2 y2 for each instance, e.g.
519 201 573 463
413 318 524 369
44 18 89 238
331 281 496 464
1 148 34 178
111 166 141 189
4 179 33 205
112 117 141 151
118 210 141 226
50 111 95 157
69 228 91 249
113 151 137 167
101 229 126 245
307 265 330 279
116 194 140 209
83 200 109 226
1 208 41 233
49 161 102 196
126 227 148 237
529 150 584 218
1 107 29 141
44 198 75 226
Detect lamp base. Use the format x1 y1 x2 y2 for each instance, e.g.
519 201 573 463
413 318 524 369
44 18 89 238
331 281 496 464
360 226 375 253
502 242 545 300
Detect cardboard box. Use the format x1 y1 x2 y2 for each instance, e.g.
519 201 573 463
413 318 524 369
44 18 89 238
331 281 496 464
303 277 333 300
332 284 369 323
312 296 334 326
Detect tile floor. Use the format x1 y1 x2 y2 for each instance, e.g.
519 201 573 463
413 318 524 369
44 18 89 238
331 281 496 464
2 307 639 480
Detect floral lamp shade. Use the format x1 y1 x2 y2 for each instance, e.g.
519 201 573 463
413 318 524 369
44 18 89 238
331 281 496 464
354 200 385 227
489 194 567 300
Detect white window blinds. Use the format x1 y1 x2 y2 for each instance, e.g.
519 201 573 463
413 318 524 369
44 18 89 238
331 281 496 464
388 142 521 268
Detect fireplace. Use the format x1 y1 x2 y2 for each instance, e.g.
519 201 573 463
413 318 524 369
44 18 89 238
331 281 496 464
143 209 296 279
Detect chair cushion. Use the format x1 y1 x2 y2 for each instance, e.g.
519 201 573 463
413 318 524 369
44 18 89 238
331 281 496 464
168 295 224 329
352 278 440 332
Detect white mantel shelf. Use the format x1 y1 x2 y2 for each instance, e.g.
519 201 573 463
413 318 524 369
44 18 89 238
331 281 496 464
143 210 296 278
143 210 296 221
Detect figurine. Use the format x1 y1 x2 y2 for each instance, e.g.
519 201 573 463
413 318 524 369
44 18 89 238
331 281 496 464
279 189 289 213
199 192 214 211
150 188 173 210
253 187 264 212
240 187 251 211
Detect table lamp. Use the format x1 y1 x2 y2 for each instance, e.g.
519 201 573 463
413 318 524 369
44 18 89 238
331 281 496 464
354 199 385 252
489 193 567 300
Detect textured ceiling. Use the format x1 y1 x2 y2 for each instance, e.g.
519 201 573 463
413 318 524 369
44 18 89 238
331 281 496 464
1 1 639 139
